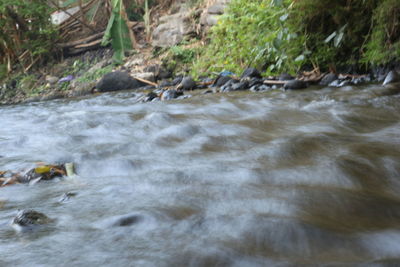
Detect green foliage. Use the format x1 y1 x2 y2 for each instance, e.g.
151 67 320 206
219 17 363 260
0 0 57 68
193 0 400 75
192 0 300 76
163 45 200 74
102 0 134 65
362 0 400 65
76 64 113 83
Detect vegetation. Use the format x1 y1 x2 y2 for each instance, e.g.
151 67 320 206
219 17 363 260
193 0 400 76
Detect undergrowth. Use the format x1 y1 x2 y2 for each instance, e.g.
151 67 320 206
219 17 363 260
192 0 400 76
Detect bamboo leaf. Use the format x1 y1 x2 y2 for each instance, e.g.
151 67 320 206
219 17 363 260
101 0 133 64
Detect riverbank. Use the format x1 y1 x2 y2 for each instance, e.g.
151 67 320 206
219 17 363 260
1 46 399 106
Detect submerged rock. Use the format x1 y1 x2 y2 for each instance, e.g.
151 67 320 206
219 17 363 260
11 209 53 232
383 70 400 85
284 80 308 90
96 71 145 92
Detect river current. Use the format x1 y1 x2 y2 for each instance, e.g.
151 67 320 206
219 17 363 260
1 84 400 266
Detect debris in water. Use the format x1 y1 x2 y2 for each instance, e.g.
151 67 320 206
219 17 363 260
0 162 75 187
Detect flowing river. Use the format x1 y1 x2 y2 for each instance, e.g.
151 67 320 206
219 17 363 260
1 84 400 266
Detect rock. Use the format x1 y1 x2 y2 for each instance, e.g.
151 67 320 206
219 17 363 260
45 75 59 85
258 85 271 91
208 4 226 14
241 67 262 79
11 209 52 232
231 80 249 91
352 75 371 85
172 76 183 86
179 76 196 90
160 89 183 101
40 92 65 101
383 70 400 85
248 77 264 87
279 73 294 81
144 91 159 102
70 81 95 97
320 73 338 86
132 72 155 83
59 192 77 203
329 79 351 87
214 75 232 87
159 80 173 88
111 214 142 227
220 79 238 92
96 71 145 92
284 80 308 90
152 13 194 47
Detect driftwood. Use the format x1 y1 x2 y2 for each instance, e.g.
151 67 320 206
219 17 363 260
264 80 286 85
135 77 158 87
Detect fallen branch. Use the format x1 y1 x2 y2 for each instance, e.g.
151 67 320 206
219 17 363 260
263 80 286 85
134 77 158 87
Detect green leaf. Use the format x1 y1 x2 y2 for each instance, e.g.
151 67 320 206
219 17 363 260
101 0 133 65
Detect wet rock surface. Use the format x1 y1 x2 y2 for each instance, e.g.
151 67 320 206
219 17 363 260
284 80 308 90
96 71 145 92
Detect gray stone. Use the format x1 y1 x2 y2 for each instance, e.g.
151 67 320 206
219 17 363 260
231 81 249 91
152 13 194 47
383 70 400 85
179 76 196 90
208 4 226 14
70 82 95 97
96 71 145 92
320 73 338 86
214 75 232 87
284 80 308 90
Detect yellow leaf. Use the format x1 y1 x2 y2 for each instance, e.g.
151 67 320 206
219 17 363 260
34 166 51 174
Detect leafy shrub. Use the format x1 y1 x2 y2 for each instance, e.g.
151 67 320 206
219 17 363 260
0 1 57 69
362 0 400 65
193 0 400 76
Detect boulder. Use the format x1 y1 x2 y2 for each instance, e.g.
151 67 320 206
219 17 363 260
241 67 262 79
152 13 194 47
383 70 400 85
179 76 197 90
214 75 232 87
208 4 226 15
284 80 308 90
320 73 338 86
96 71 145 92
